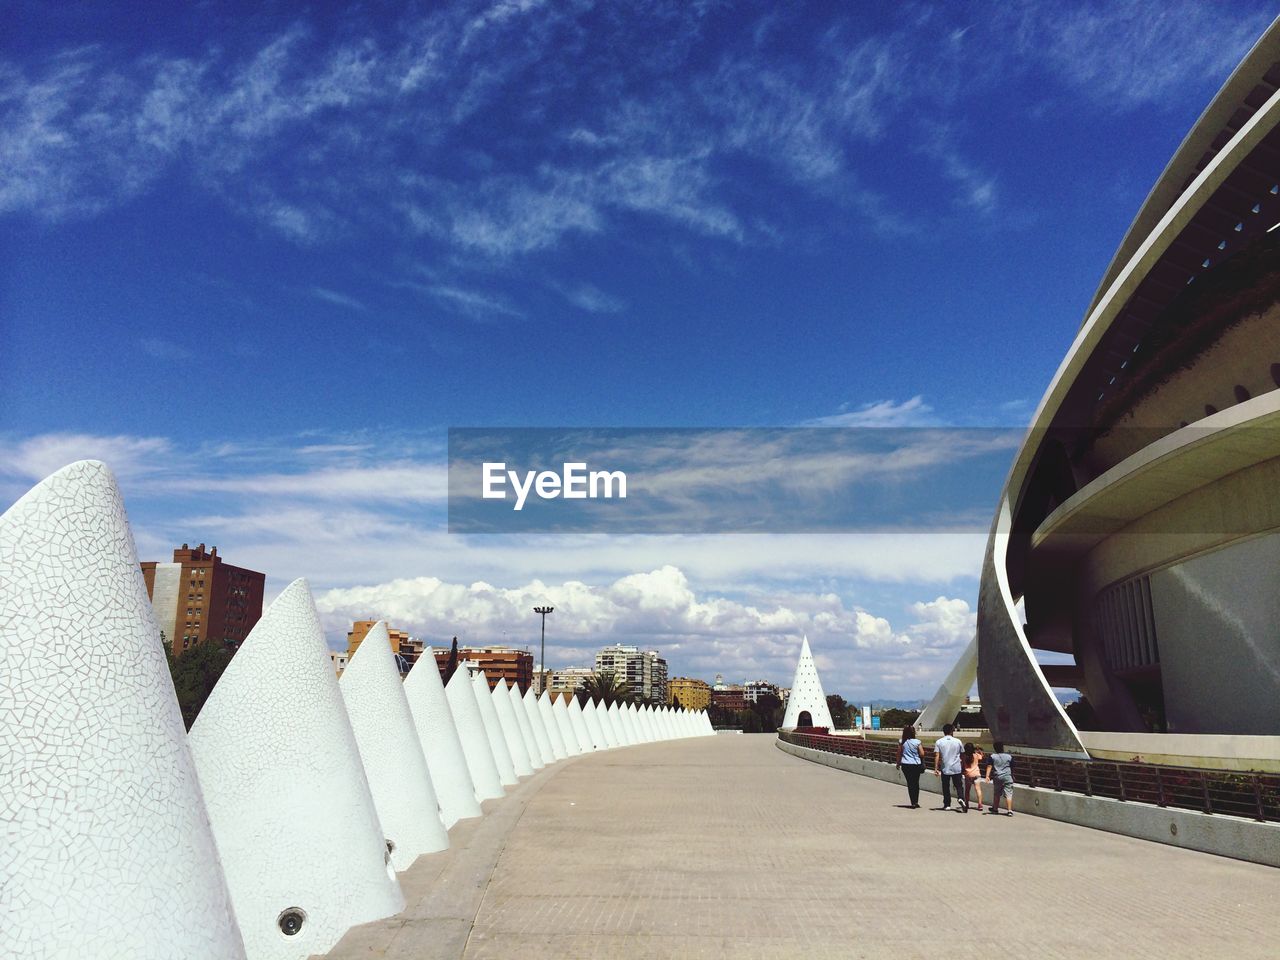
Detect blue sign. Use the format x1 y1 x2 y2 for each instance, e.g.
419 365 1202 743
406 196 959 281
871 716 881 730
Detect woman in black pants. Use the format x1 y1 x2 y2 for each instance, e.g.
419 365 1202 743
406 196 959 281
896 724 925 808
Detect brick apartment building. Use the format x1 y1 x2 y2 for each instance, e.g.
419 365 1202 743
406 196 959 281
141 543 265 652
434 645 533 692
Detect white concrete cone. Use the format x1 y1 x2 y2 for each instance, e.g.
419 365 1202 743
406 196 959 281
552 693 581 755
445 667 504 801
190 579 403 960
339 622 449 870
404 651 482 827
567 696 595 752
1 461 246 960
606 701 628 746
506 681 544 770
532 686 568 762
582 697 609 749
472 671 517 786
491 677 534 777
523 686 556 765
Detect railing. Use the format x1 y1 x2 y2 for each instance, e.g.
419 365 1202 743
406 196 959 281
778 730 1280 823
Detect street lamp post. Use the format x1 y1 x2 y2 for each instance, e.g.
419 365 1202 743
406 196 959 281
533 605 554 694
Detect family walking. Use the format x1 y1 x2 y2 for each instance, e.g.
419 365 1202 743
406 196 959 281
895 723 1015 814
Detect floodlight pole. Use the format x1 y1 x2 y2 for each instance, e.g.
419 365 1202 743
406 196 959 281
534 605 554 694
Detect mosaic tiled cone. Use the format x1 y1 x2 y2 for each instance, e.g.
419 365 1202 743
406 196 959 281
537 689 571 759
581 696 608 750
0 460 246 960
445 667 504 801
506 681 545 769
472 670 517 786
339 622 449 869
189 579 403 960
522 686 556 766
491 676 534 777
404 650 482 826
566 695 595 753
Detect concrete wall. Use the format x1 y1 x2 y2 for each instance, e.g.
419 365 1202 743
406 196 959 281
776 738 1280 868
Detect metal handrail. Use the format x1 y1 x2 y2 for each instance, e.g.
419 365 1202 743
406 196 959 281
778 730 1279 823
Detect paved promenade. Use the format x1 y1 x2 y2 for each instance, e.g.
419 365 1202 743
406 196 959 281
326 734 1280 960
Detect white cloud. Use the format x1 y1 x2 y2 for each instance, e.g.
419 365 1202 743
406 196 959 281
313 564 977 697
0 432 172 481
552 282 627 314
806 396 938 428
309 286 367 311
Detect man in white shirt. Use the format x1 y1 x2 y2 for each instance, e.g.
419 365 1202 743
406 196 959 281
933 723 965 811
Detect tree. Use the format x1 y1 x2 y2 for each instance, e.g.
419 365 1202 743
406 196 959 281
443 637 460 683
879 707 918 731
167 639 236 730
578 670 631 706
826 694 851 729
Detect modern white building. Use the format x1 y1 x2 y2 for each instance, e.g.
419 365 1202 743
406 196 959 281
966 16 1280 755
595 644 668 703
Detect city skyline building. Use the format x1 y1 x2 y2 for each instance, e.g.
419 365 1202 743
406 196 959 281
141 543 264 653
435 646 533 693
668 676 711 710
595 644 668 704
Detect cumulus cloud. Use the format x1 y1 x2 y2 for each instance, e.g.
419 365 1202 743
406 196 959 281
314 564 976 697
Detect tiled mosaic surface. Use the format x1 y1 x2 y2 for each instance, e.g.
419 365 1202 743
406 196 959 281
538 690 573 758
522 686 556 766
491 678 534 777
782 636 833 729
444 667 504 801
188 579 402 960
580 697 608 750
0 461 245 959
404 649 482 827
339 622 449 869
506 680 545 769
472 671 517 786
563 696 591 757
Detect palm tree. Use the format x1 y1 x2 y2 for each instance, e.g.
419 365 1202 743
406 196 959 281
578 670 631 706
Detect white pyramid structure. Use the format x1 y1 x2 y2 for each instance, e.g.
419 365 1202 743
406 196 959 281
609 701 632 745
637 704 656 742
582 697 608 749
659 707 675 739
566 696 594 752
339 622 449 869
701 710 715 735
1 461 245 960
781 635 834 729
404 651 481 827
523 686 556 765
491 677 534 777
552 692 581 754
538 690 571 759
507 682 545 769
445 667 503 801
622 703 641 744
599 701 619 747
189 579 403 960
472 671 517 785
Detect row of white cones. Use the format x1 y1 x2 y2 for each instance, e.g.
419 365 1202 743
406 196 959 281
0 462 714 960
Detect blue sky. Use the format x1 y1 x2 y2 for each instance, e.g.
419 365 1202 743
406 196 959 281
2 1 1274 699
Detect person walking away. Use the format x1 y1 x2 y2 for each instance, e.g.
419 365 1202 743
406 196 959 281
896 725 925 808
962 743 984 812
985 742 1015 816
933 723 965 811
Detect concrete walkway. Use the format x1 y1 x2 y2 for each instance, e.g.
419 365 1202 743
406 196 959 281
326 734 1280 959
